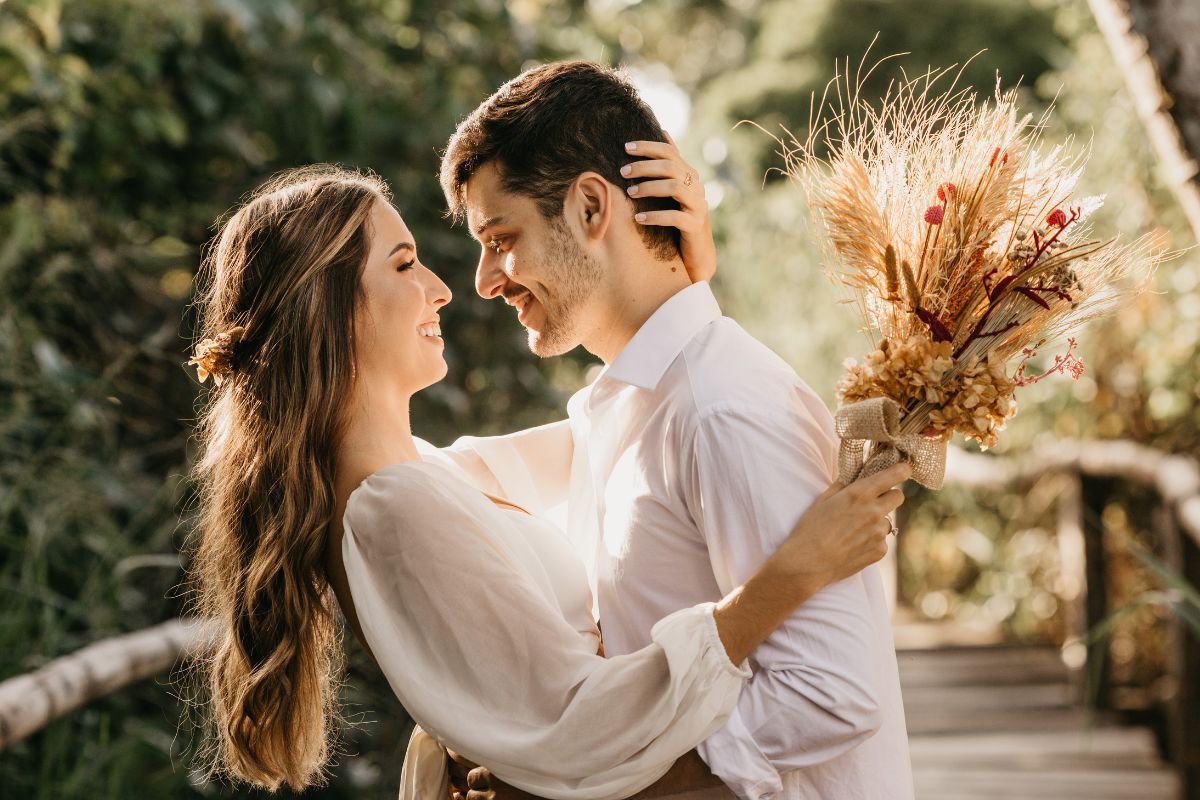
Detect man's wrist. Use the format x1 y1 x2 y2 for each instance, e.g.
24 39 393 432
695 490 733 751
759 553 828 608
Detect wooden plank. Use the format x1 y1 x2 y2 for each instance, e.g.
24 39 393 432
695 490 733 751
897 646 1068 687
909 727 1163 770
905 706 1100 736
914 765 1178 800
902 682 1073 713
892 617 1005 649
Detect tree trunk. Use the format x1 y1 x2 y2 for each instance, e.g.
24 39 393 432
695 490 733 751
0 617 219 750
1090 0 1200 243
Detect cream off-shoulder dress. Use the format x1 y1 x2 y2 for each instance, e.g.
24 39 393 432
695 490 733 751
340 459 752 799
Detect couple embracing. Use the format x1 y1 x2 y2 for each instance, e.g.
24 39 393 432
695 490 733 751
188 61 914 800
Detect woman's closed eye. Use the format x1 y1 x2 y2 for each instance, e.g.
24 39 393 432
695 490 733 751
396 258 416 272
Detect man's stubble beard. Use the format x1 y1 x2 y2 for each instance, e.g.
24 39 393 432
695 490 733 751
526 216 604 358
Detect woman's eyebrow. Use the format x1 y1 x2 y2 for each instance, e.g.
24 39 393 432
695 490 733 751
388 242 416 257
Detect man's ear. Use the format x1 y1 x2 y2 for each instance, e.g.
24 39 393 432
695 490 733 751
568 172 615 243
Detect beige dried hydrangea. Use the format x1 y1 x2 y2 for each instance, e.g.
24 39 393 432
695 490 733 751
837 334 1018 450
929 351 1018 449
836 334 955 408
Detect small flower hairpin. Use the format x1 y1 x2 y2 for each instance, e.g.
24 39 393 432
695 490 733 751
187 326 246 386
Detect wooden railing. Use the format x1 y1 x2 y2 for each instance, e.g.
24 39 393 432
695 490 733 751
939 440 1200 799
0 616 217 750
1 439 1198 795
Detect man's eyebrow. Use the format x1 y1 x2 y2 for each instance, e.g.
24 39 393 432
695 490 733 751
472 215 506 237
388 242 415 257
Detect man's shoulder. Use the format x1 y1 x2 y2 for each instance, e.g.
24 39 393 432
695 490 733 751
668 317 830 421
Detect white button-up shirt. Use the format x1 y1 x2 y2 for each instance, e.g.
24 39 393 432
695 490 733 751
432 282 913 800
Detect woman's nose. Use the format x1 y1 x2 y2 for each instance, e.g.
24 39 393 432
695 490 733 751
424 264 452 307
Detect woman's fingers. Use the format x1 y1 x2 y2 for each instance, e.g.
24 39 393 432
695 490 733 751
621 158 682 181
627 178 698 204
623 138 715 283
622 143 704 208
621 157 677 178
624 139 678 159
633 209 695 229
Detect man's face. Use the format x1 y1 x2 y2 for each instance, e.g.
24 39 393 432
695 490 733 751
465 162 603 357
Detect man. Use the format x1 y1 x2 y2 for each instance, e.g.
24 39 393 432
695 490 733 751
432 61 913 799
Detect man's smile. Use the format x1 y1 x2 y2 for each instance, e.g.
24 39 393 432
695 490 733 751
505 291 537 325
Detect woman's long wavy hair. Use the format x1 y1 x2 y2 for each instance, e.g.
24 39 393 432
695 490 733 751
184 165 389 791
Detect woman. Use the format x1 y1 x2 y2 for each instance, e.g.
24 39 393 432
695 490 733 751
186 162 908 798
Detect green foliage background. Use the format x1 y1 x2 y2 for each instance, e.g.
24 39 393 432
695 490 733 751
0 0 1195 797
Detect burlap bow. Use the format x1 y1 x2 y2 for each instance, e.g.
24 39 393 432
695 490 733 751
834 396 946 489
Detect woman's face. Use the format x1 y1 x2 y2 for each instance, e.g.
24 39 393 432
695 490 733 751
354 200 452 394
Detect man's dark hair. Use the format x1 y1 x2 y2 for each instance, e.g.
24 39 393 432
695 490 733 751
440 61 681 261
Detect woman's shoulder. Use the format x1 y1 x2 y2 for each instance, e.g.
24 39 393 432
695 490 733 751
344 461 476 539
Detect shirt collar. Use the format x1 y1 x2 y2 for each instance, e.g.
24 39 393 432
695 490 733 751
601 281 722 392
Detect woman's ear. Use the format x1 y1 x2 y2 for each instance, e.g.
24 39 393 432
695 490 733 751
569 172 613 243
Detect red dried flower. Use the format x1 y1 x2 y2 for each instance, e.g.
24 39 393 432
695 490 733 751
937 182 957 203
1046 209 1068 228
924 205 945 225
1013 337 1084 386
990 147 1000 167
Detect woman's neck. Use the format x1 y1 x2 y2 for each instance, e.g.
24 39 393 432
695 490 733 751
337 382 421 493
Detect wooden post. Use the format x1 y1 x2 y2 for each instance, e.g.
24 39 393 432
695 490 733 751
1157 454 1200 799
1156 501 1188 799
1175 509 1200 800
1080 475 1113 710
1056 471 1088 699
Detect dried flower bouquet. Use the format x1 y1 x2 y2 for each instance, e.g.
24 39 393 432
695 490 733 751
784 61 1159 489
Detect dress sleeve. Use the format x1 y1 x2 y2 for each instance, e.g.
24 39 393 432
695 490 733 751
415 419 574 517
341 464 749 800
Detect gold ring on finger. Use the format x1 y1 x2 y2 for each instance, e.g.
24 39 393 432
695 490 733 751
682 171 694 188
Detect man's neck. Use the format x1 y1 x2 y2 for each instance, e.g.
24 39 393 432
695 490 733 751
583 252 691 364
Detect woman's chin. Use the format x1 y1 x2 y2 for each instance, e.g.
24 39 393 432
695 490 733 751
419 359 450 391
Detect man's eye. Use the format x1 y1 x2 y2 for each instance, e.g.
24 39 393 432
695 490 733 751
487 237 507 253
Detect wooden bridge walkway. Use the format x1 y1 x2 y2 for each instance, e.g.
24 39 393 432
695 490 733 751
898 636 1179 799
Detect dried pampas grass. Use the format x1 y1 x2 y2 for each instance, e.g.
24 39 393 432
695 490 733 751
778 53 1162 486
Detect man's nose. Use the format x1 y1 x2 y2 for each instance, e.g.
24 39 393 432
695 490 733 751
475 250 507 300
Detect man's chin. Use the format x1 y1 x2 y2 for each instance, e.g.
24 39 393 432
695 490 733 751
526 326 578 357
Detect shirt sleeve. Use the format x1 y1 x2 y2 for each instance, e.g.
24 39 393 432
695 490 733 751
686 397 885 800
341 463 750 800
416 419 574 517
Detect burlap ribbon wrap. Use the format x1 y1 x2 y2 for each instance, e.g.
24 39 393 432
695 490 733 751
834 396 946 490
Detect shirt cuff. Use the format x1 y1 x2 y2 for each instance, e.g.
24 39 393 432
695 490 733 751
697 706 783 800
649 601 753 681
698 601 754 679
